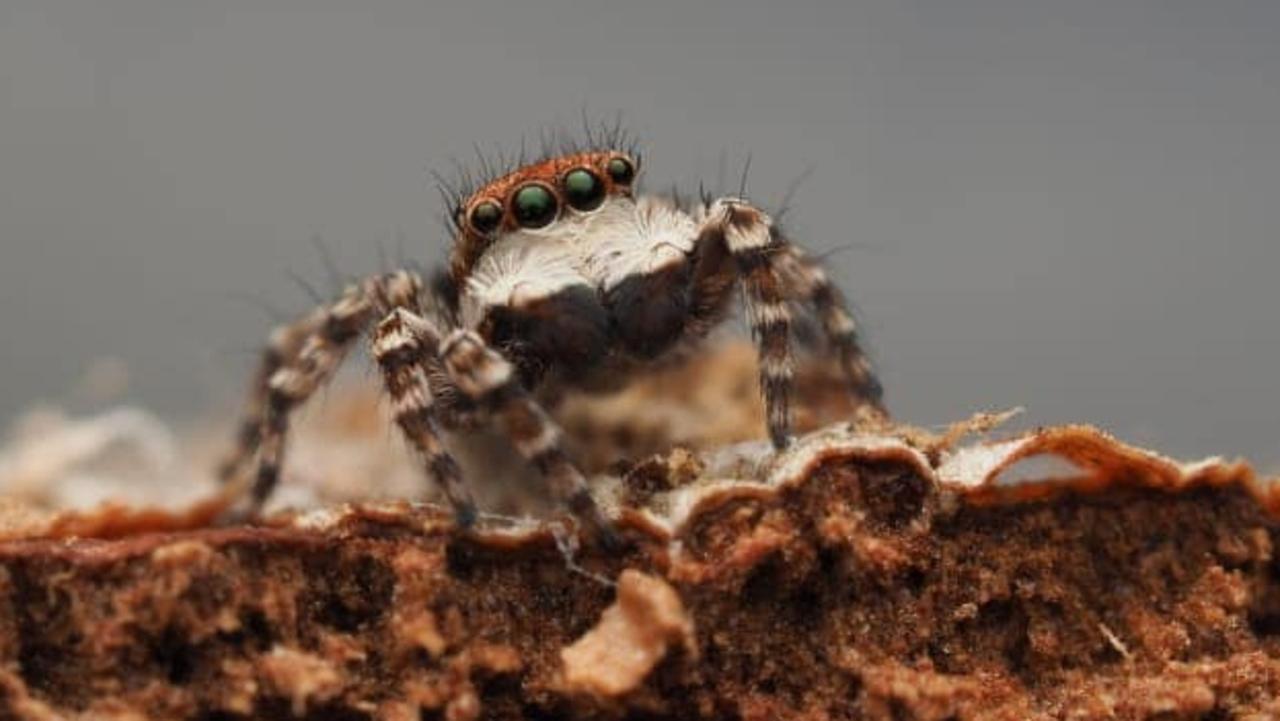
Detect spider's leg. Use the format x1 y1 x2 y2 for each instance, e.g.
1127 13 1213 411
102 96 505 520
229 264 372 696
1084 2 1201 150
216 310 324 484
439 329 619 548
248 285 375 510
776 245 886 415
694 198 797 449
371 305 477 528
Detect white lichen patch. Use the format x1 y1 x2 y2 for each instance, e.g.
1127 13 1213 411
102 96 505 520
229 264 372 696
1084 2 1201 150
0 404 1271 544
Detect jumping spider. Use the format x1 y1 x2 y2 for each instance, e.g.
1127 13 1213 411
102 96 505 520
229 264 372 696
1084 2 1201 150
218 132 885 545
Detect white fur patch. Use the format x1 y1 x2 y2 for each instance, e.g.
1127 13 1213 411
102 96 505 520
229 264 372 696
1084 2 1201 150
751 301 791 328
513 422 559 457
442 332 514 396
723 220 771 253
472 354 513 392
706 198 775 253
826 311 856 335
580 196 697 290
391 368 434 417
269 368 312 398
458 196 701 326
373 314 416 359
461 241 587 328
330 292 370 322
759 355 794 380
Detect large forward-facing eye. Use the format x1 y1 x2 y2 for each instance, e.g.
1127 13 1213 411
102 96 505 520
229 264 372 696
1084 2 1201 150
512 184 559 228
468 200 503 235
606 156 635 186
563 168 605 211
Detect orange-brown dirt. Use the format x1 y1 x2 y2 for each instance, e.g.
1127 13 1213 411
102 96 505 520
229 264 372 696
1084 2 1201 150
0 343 1277 720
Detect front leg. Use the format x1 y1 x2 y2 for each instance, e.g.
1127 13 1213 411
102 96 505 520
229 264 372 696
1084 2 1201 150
691 197 888 448
774 245 886 415
695 198 797 449
439 329 620 548
372 306 478 528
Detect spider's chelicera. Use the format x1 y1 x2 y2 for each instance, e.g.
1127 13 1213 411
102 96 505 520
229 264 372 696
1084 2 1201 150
218 133 885 547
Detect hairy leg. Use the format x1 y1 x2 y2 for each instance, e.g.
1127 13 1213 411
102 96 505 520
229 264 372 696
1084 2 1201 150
775 245 886 415
694 198 797 449
249 285 374 509
218 270 479 527
216 309 324 484
687 197 888 446
371 304 478 527
439 329 619 547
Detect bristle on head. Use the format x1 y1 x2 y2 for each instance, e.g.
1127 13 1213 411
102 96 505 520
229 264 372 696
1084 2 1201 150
432 117 641 233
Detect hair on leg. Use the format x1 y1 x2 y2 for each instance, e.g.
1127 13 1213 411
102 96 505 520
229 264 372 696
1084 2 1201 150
775 245 887 416
249 285 374 511
216 309 325 485
690 197 889 447
219 268 485 526
695 198 795 449
371 304 478 528
439 329 620 548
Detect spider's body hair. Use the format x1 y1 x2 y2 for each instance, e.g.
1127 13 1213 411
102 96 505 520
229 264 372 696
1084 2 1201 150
219 136 884 549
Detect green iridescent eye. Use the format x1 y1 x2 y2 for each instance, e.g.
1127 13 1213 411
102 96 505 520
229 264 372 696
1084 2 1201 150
606 157 635 185
563 168 605 211
468 200 503 235
512 184 558 228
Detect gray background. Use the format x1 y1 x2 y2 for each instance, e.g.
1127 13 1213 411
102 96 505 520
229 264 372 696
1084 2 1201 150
2 1 1277 467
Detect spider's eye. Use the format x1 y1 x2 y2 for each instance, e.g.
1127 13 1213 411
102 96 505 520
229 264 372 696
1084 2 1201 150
606 157 635 185
512 184 558 229
468 200 503 235
563 169 605 211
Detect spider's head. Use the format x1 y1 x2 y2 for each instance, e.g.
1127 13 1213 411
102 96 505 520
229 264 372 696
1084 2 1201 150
448 150 640 276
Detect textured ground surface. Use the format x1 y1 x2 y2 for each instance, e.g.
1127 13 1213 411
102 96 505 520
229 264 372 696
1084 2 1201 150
0 344 1277 720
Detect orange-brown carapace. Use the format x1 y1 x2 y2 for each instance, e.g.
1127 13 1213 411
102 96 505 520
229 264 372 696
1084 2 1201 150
450 150 639 280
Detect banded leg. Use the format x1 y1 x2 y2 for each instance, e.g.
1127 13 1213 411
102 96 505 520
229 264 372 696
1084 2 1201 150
216 309 324 484
698 198 796 449
371 306 478 527
249 286 374 509
439 329 620 547
776 246 886 415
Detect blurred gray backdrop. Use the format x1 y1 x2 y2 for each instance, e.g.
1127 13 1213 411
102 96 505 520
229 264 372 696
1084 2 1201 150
2 1 1278 466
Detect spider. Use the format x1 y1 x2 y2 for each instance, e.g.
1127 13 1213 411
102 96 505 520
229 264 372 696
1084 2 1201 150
217 131 885 546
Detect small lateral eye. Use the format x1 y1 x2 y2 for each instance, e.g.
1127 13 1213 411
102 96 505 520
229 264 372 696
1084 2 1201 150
512 184 559 229
606 156 635 185
563 168 605 211
469 200 503 235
